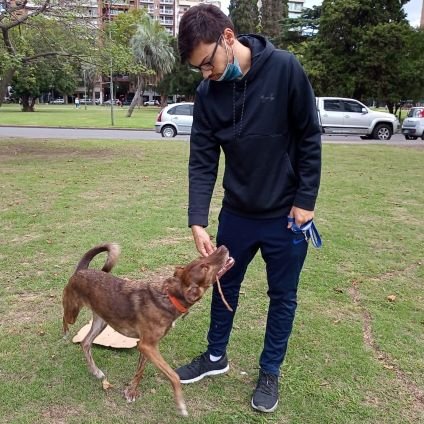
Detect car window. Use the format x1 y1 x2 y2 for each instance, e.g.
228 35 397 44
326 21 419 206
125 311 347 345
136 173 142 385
343 100 363 113
408 108 424 118
167 106 177 115
174 105 191 116
323 100 342 111
189 104 194 116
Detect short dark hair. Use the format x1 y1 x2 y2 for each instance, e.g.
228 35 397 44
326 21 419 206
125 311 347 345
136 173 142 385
178 4 235 64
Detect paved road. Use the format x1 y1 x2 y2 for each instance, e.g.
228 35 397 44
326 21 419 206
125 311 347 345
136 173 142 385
0 126 423 145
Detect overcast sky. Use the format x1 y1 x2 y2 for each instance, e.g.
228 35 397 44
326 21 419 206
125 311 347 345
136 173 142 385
220 0 422 27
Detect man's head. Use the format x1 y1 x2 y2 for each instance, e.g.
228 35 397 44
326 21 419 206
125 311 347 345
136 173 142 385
178 4 237 80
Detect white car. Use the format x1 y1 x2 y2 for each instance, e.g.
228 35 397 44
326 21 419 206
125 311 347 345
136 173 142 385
401 107 424 140
144 100 160 107
155 102 194 137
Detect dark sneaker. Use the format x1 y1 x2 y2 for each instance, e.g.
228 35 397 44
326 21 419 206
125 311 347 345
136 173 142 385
176 352 229 384
251 370 279 413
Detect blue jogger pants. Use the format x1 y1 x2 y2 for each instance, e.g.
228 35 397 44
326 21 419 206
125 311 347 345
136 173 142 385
207 209 309 375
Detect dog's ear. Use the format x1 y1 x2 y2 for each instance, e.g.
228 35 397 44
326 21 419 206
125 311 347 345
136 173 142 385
186 284 202 303
173 266 185 279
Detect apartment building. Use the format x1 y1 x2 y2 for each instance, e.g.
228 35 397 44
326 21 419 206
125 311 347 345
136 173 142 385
288 0 304 18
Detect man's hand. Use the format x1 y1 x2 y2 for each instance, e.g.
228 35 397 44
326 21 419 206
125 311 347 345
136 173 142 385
191 225 216 257
287 206 314 229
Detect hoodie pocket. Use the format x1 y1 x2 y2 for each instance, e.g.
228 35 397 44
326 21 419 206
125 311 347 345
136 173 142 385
221 134 297 213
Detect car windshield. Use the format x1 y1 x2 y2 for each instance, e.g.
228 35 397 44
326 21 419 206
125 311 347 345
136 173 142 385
407 108 424 118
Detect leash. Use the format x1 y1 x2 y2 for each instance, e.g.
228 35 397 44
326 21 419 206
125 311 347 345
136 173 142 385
216 277 234 312
287 217 322 248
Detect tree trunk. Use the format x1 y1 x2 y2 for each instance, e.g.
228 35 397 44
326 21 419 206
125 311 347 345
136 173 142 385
387 101 395 115
126 76 144 118
21 95 36 112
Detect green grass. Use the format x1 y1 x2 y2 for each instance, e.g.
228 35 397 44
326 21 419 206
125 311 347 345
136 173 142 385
0 139 423 423
0 103 159 128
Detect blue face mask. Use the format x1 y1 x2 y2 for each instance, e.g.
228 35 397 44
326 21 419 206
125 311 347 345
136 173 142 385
217 44 243 82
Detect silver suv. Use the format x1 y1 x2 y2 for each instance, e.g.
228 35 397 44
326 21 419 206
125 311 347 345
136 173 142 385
316 97 400 140
401 107 424 140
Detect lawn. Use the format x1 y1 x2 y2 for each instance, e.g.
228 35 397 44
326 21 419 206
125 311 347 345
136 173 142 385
0 138 423 424
0 103 160 129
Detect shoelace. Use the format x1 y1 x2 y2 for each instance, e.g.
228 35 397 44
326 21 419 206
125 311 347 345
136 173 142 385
257 372 278 395
287 217 323 248
187 353 207 370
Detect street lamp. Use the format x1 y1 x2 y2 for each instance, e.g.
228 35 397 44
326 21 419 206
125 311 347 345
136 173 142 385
83 69 87 111
108 3 114 126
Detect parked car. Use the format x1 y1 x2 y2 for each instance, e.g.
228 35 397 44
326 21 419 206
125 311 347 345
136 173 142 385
401 107 424 140
101 99 118 106
49 98 64 104
144 100 160 107
155 102 194 137
316 97 400 140
79 98 92 104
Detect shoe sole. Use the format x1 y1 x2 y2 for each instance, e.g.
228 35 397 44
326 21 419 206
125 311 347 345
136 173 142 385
179 365 229 384
251 398 279 413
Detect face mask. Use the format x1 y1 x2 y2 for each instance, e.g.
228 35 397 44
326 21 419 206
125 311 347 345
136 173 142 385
217 42 243 82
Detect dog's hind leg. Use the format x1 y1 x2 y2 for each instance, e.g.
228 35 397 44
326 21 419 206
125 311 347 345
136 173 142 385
124 345 148 403
81 313 108 380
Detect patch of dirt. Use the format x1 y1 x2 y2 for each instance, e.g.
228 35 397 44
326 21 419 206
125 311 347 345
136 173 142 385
1 291 58 329
0 142 128 162
147 235 193 248
40 405 85 424
348 278 424 418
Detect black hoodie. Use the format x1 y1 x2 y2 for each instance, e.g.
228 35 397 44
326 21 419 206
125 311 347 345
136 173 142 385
188 35 321 227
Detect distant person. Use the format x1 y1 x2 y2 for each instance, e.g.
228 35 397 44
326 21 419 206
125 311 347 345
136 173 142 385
75 97 80 109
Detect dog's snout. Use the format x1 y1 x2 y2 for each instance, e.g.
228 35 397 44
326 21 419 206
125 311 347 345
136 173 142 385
216 245 229 255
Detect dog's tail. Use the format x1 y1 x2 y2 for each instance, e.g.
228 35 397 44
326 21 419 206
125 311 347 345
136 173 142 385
63 243 120 337
74 243 121 274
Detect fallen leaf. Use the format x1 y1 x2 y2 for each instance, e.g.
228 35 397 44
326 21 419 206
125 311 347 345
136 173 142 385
387 295 396 302
102 379 113 390
383 364 395 370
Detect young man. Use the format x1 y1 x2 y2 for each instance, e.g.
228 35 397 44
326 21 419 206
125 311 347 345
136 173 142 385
176 4 321 413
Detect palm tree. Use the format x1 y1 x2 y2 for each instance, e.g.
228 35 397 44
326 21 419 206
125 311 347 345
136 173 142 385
127 15 175 117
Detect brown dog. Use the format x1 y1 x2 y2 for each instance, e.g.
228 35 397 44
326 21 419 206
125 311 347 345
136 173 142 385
62 243 234 416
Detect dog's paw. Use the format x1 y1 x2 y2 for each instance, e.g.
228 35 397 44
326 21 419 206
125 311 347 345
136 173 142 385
124 387 140 403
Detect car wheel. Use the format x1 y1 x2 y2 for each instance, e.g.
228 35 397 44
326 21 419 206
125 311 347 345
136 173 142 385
422 133 424 141
161 125 177 138
405 135 418 140
372 124 392 140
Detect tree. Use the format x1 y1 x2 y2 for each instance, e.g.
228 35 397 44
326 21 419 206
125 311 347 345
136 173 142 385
12 58 77 111
261 0 288 42
276 6 321 51
229 0 260 34
302 0 423 110
157 38 202 102
0 1 96 107
127 15 175 117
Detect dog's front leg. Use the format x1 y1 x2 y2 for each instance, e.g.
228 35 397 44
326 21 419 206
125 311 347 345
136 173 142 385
81 314 108 380
139 341 188 417
124 345 148 403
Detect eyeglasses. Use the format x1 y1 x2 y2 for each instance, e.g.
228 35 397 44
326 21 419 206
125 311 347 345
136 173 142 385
189 35 221 73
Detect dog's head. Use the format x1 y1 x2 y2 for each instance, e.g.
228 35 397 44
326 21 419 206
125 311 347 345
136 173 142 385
174 246 234 304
